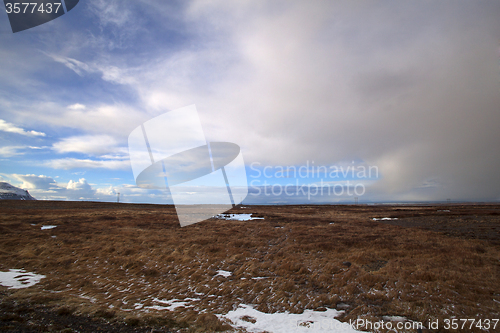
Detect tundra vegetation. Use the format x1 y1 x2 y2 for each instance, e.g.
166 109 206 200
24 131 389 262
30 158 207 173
0 201 499 332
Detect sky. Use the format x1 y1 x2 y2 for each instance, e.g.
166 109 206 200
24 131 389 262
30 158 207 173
0 0 499 204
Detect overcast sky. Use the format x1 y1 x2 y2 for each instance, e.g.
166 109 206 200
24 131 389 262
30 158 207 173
0 0 499 203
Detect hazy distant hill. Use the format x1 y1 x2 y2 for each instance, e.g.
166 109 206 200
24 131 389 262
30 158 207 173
0 182 36 200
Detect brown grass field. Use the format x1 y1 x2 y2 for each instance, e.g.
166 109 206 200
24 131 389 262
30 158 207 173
0 201 499 332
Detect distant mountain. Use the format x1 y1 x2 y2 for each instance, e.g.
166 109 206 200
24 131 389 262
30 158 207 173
0 182 36 200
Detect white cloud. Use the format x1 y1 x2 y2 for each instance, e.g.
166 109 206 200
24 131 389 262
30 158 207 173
0 146 24 157
45 52 136 85
12 174 58 190
4 163 166 201
52 135 119 155
96 186 117 196
46 53 94 76
0 146 48 157
45 158 130 170
8 174 112 201
99 65 137 85
87 0 147 51
12 102 147 137
0 119 45 137
61 104 146 136
67 178 92 191
67 103 86 110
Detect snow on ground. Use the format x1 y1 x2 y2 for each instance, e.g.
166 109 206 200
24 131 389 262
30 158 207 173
0 182 35 200
78 293 97 303
215 270 232 278
215 214 264 221
41 225 57 230
0 183 28 196
372 217 398 221
0 269 45 289
145 298 200 311
219 304 365 332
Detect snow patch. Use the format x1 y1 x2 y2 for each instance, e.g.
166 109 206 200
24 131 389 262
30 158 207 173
41 225 57 230
145 298 200 311
0 269 45 289
372 217 398 221
215 270 232 278
215 214 264 221
219 304 365 332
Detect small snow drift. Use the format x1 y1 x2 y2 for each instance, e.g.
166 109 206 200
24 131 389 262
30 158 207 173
144 298 200 311
0 269 45 289
0 182 36 200
219 304 364 332
372 217 398 221
215 213 264 221
41 225 57 230
215 270 232 278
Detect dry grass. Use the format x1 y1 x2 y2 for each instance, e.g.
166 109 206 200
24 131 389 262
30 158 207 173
0 201 499 332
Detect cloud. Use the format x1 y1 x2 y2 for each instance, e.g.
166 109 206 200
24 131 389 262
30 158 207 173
87 0 140 49
45 53 94 76
2 1 500 203
96 186 117 196
44 158 130 170
62 103 146 135
0 146 24 157
156 0 500 201
12 174 58 190
0 119 45 137
66 178 92 190
90 0 132 28
52 135 119 155
0 146 48 157
7 173 166 203
40 1 500 201
45 52 136 85
9 174 112 201
67 103 86 110
11 102 147 137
